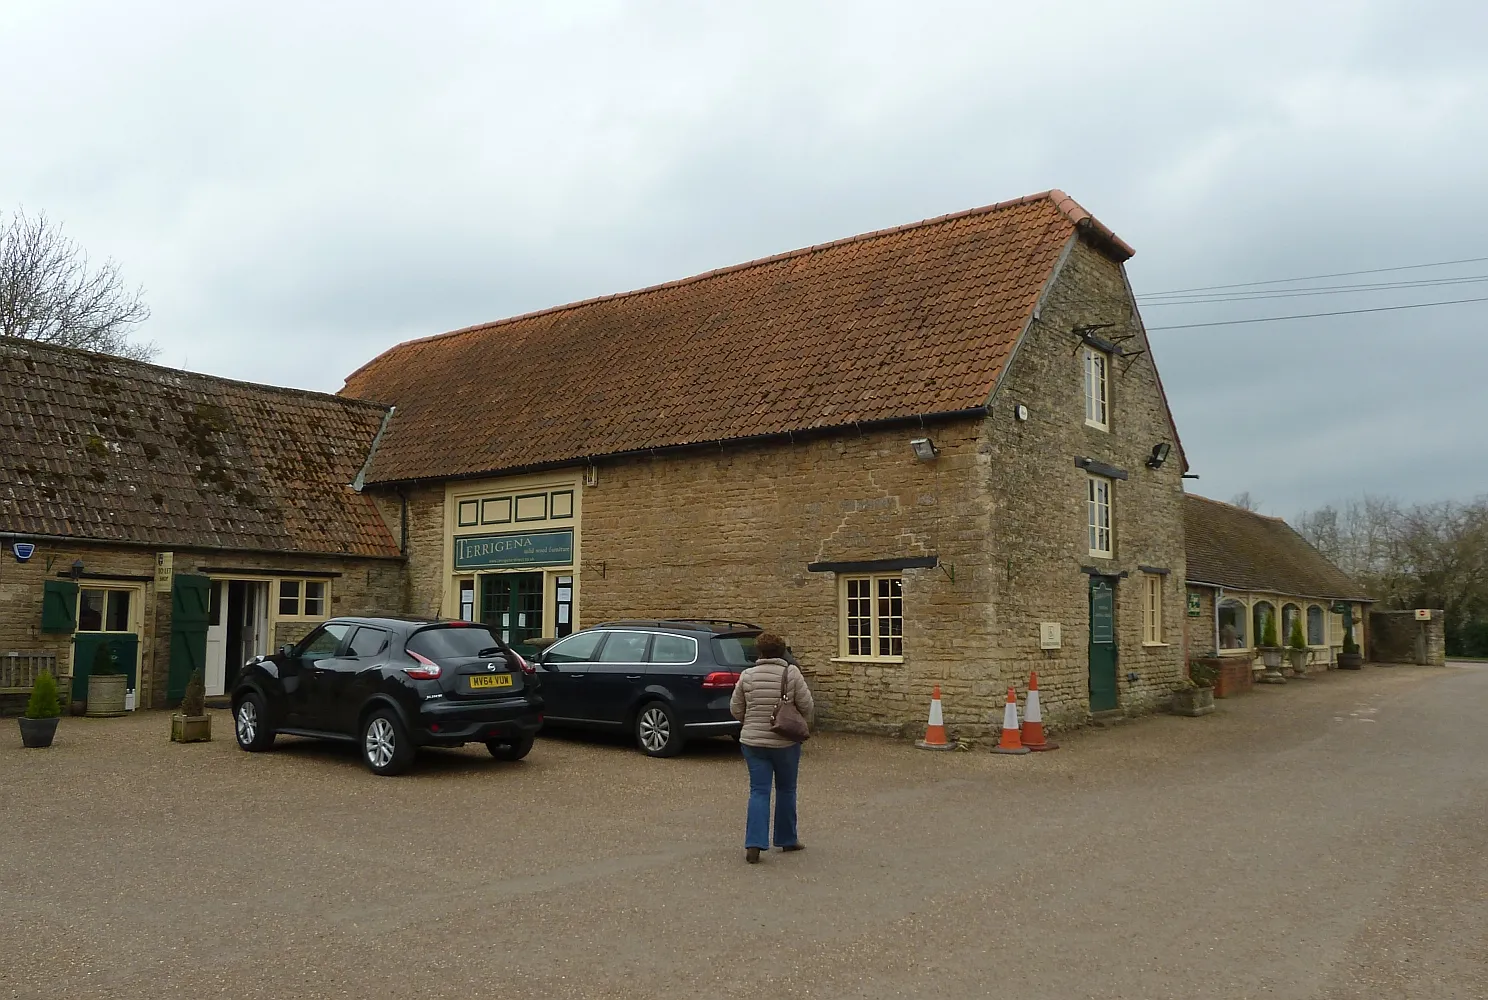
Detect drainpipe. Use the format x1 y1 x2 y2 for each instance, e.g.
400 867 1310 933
397 487 409 556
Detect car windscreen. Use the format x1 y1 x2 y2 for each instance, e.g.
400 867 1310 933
406 625 505 660
711 634 759 667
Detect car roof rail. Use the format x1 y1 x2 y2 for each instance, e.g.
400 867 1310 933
594 618 762 633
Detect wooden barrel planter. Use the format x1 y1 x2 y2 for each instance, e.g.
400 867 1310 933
85 674 128 718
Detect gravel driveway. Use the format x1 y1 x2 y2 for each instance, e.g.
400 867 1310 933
3 664 1485 999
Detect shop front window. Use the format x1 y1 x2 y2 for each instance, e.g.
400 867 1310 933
1253 601 1276 646
78 588 131 633
1307 605 1326 646
1218 599 1247 649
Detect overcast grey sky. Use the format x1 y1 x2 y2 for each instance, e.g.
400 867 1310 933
3 1 1484 516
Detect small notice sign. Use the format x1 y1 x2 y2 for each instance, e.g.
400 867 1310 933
154 552 174 592
1039 622 1062 650
1414 609 1432 621
1187 590 1202 617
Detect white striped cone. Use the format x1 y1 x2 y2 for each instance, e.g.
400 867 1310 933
1021 672 1058 751
916 684 957 750
994 685 1030 754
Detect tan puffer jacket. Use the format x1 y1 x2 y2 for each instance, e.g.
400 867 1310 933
729 657 815 748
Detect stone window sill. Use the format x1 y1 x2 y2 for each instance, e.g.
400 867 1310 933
831 656 905 666
1141 642 1169 648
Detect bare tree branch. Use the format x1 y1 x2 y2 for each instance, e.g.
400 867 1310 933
0 209 155 361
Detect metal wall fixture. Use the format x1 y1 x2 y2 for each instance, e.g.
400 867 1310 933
1146 442 1172 469
909 437 939 462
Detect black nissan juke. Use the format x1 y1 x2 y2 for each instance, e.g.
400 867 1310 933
230 616 543 775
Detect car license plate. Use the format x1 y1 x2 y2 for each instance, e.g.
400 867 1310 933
469 673 514 690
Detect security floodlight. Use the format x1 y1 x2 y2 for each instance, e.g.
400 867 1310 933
910 437 938 462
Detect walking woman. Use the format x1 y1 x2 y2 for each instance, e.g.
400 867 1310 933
729 632 814 864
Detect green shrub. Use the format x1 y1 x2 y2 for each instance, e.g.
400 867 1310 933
1260 611 1279 648
1343 624 1359 655
1288 614 1307 650
180 667 206 717
25 670 62 719
91 642 119 676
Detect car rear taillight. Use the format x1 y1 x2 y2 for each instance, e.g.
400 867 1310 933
701 671 741 689
514 653 535 676
404 650 442 680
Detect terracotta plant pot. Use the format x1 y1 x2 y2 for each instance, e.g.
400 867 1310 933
1171 687 1215 717
86 674 128 718
19 716 60 748
171 713 212 743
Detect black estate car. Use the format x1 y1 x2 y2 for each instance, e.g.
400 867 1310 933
533 619 764 757
230 616 543 776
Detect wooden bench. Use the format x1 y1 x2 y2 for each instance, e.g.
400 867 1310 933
0 651 67 697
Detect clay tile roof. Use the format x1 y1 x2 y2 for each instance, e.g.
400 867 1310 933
0 337 400 558
1184 494 1371 601
342 189 1129 484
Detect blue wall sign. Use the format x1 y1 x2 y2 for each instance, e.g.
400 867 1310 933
454 529 574 571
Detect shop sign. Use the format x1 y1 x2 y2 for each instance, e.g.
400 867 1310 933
454 529 574 570
154 552 174 592
1187 590 1202 617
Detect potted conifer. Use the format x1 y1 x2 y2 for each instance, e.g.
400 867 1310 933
1257 611 1286 684
19 669 63 748
1287 615 1311 677
85 643 128 717
1338 623 1363 669
171 667 212 743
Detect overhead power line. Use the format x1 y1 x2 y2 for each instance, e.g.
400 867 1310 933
1141 255 1488 297
1140 273 1488 306
1145 295 1488 331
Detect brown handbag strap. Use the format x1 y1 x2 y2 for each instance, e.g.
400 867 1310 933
777 660 792 702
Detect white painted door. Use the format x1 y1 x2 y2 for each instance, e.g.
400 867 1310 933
247 582 270 658
204 580 228 696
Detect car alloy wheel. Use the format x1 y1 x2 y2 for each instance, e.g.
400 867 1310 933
365 716 397 770
638 705 671 753
235 701 257 745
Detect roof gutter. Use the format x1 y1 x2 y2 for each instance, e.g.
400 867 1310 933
361 406 990 489
0 530 404 562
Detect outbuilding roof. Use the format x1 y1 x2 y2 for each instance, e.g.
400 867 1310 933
1184 494 1371 601
0 337 400 558
341 189 1132 484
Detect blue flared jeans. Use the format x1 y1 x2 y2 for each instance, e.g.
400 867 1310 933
740 742 801 850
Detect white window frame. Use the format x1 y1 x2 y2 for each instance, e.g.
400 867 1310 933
1083 347 1109 430
838 574 905 662
1087 476 1113 557
1142 573 1164 645
276 578 332 620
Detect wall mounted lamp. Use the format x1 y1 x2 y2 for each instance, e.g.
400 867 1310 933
909 437 939 462
69 558 85 581
1146 442 1172 469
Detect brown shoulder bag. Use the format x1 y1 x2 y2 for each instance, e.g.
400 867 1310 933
769 662 810 743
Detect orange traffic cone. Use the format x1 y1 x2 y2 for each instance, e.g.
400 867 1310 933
916 685 958 750
1020 671 1059 751
994 686 1030 754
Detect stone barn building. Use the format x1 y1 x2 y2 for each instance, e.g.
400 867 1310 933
0 338 404 712
342 190 1189 733
1183 493 1373 674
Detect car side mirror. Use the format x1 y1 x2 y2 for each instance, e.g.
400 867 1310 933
279 644 294 658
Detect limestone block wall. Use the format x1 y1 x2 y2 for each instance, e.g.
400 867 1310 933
976 239 1188 726
1369 609 1445 665
579 419 995 735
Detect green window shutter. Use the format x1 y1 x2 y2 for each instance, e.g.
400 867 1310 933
41 580 78 633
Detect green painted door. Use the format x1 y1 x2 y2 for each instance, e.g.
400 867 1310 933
1088 576 1119 712
71 633 141 702
479 572 545 657
169 574 212 702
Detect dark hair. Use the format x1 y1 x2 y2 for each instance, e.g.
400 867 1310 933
755 632 787 659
